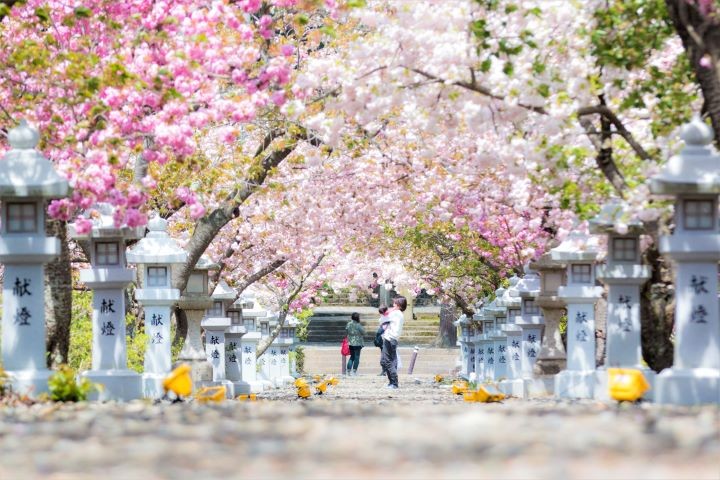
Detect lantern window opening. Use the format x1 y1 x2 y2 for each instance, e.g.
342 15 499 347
523 299 540 315
146 266 168 287
682 198 715 231
229 311 242 325
243 318 255 331
261 323 269 335
186 272 207 294
209 301 223 317
496 316 506 325
611 237 638 262
571 264 593 284
6 202 37 233
95 241 120 266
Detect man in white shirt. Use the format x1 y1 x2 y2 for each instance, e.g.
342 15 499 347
380 296 407 389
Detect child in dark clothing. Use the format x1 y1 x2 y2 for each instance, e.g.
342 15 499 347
375 305 392 375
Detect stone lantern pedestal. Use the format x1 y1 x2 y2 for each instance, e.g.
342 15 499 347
530 252 567 375
69 204 143 401
497 276 524 396
552 230 603 399
201 317 232 393
238 331 264 394
590 200 655 401
177 256 219 385
486 288 508 384
476 303 497 382
126 216 187 398
0 121 69 397
650 116 720 405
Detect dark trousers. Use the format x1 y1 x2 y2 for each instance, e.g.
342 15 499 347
347 345 362 371
380 338 398 386
380 348 398 374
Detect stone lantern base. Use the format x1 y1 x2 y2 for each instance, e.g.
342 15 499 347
555 370 595 399
7 369 52 398
230 380 264 395
82 369 142 402
654 368 720 406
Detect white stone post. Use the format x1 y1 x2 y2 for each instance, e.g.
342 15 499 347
477 306 496 381
201 318 231 386
0 121 69 397
126 216 187 398
590 200 655 401
455 314 474 380
515 269 552 397
238 332 263 393
498 275 524 396
69 203 143 401
487 288 508 383
552 231 603 399
650 116 720 405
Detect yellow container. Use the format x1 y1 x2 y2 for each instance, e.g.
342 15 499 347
162 364 193 397
608 368 650 402
327 377 339 386
463 390 477 402
315 382 327 394
297 385 312 398
434 374 444 383
312 375 322 383
237 394 257 401
476 385 506 403
452 382 467 395
195 386 226 403
294 378 308 388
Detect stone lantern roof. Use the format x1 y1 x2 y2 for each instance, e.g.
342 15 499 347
515 267 541 298
651 116 720 195
0 120 69 198
69 203 144 240
211 279 236 301
497 275 522 308
235 292 267 319
194 255 219 271
550 230 601 262
126 215 187 264
454 314 472 326
589 199 644 236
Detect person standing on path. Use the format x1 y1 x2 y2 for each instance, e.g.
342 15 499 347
345 312 365 376
381 296 407 389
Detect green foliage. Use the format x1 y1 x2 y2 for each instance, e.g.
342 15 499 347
0 367 9 397
292 346 305 374
293 308 314 342
48 365 96 402
559 313 567 335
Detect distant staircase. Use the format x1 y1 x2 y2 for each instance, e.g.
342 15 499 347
305 306 441 345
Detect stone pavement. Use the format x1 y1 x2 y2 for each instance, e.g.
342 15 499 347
0 374 718 480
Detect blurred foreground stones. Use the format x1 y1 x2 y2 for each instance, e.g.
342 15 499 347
0 374 717 480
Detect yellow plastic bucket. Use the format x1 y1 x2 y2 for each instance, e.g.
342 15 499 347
237 394 258 401
294 378 308 388
162 364 193 397
315 382 327 394
608 368 650 402
297 385 312 398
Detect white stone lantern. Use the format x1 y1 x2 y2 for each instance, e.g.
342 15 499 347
200 278 234 396
471 301 488 380
0 120 69 397
530 252 567 375
69 203 143 401
177 255 219 384
497 275 523 395
650 116 720 405
551 230 603 399
454 314 477 380
284 315 301 378
235 292 265 393
476 296 501 381
486 287 509 382
126 215 188 398
590 199 654 401
269 313 296 386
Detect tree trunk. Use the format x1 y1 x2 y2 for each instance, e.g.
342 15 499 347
44 219 72 367
666 0 720 144
433 303 458 348
640 239 675 372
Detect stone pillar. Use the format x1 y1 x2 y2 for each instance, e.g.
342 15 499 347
455 315 474 380
126 216 187 398
590 200 655 401
552 231 603 399
237 332 263 394
650 116 720 405
201 318 231 391
69 204 143 401
497 276 524 396
0 121 69 397
530 253 567 375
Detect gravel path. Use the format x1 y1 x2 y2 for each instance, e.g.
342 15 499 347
0 374 718 480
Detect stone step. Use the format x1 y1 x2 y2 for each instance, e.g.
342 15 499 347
300 346 460 375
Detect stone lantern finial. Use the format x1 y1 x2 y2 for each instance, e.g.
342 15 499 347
7 120 40 150
680 115 714 146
